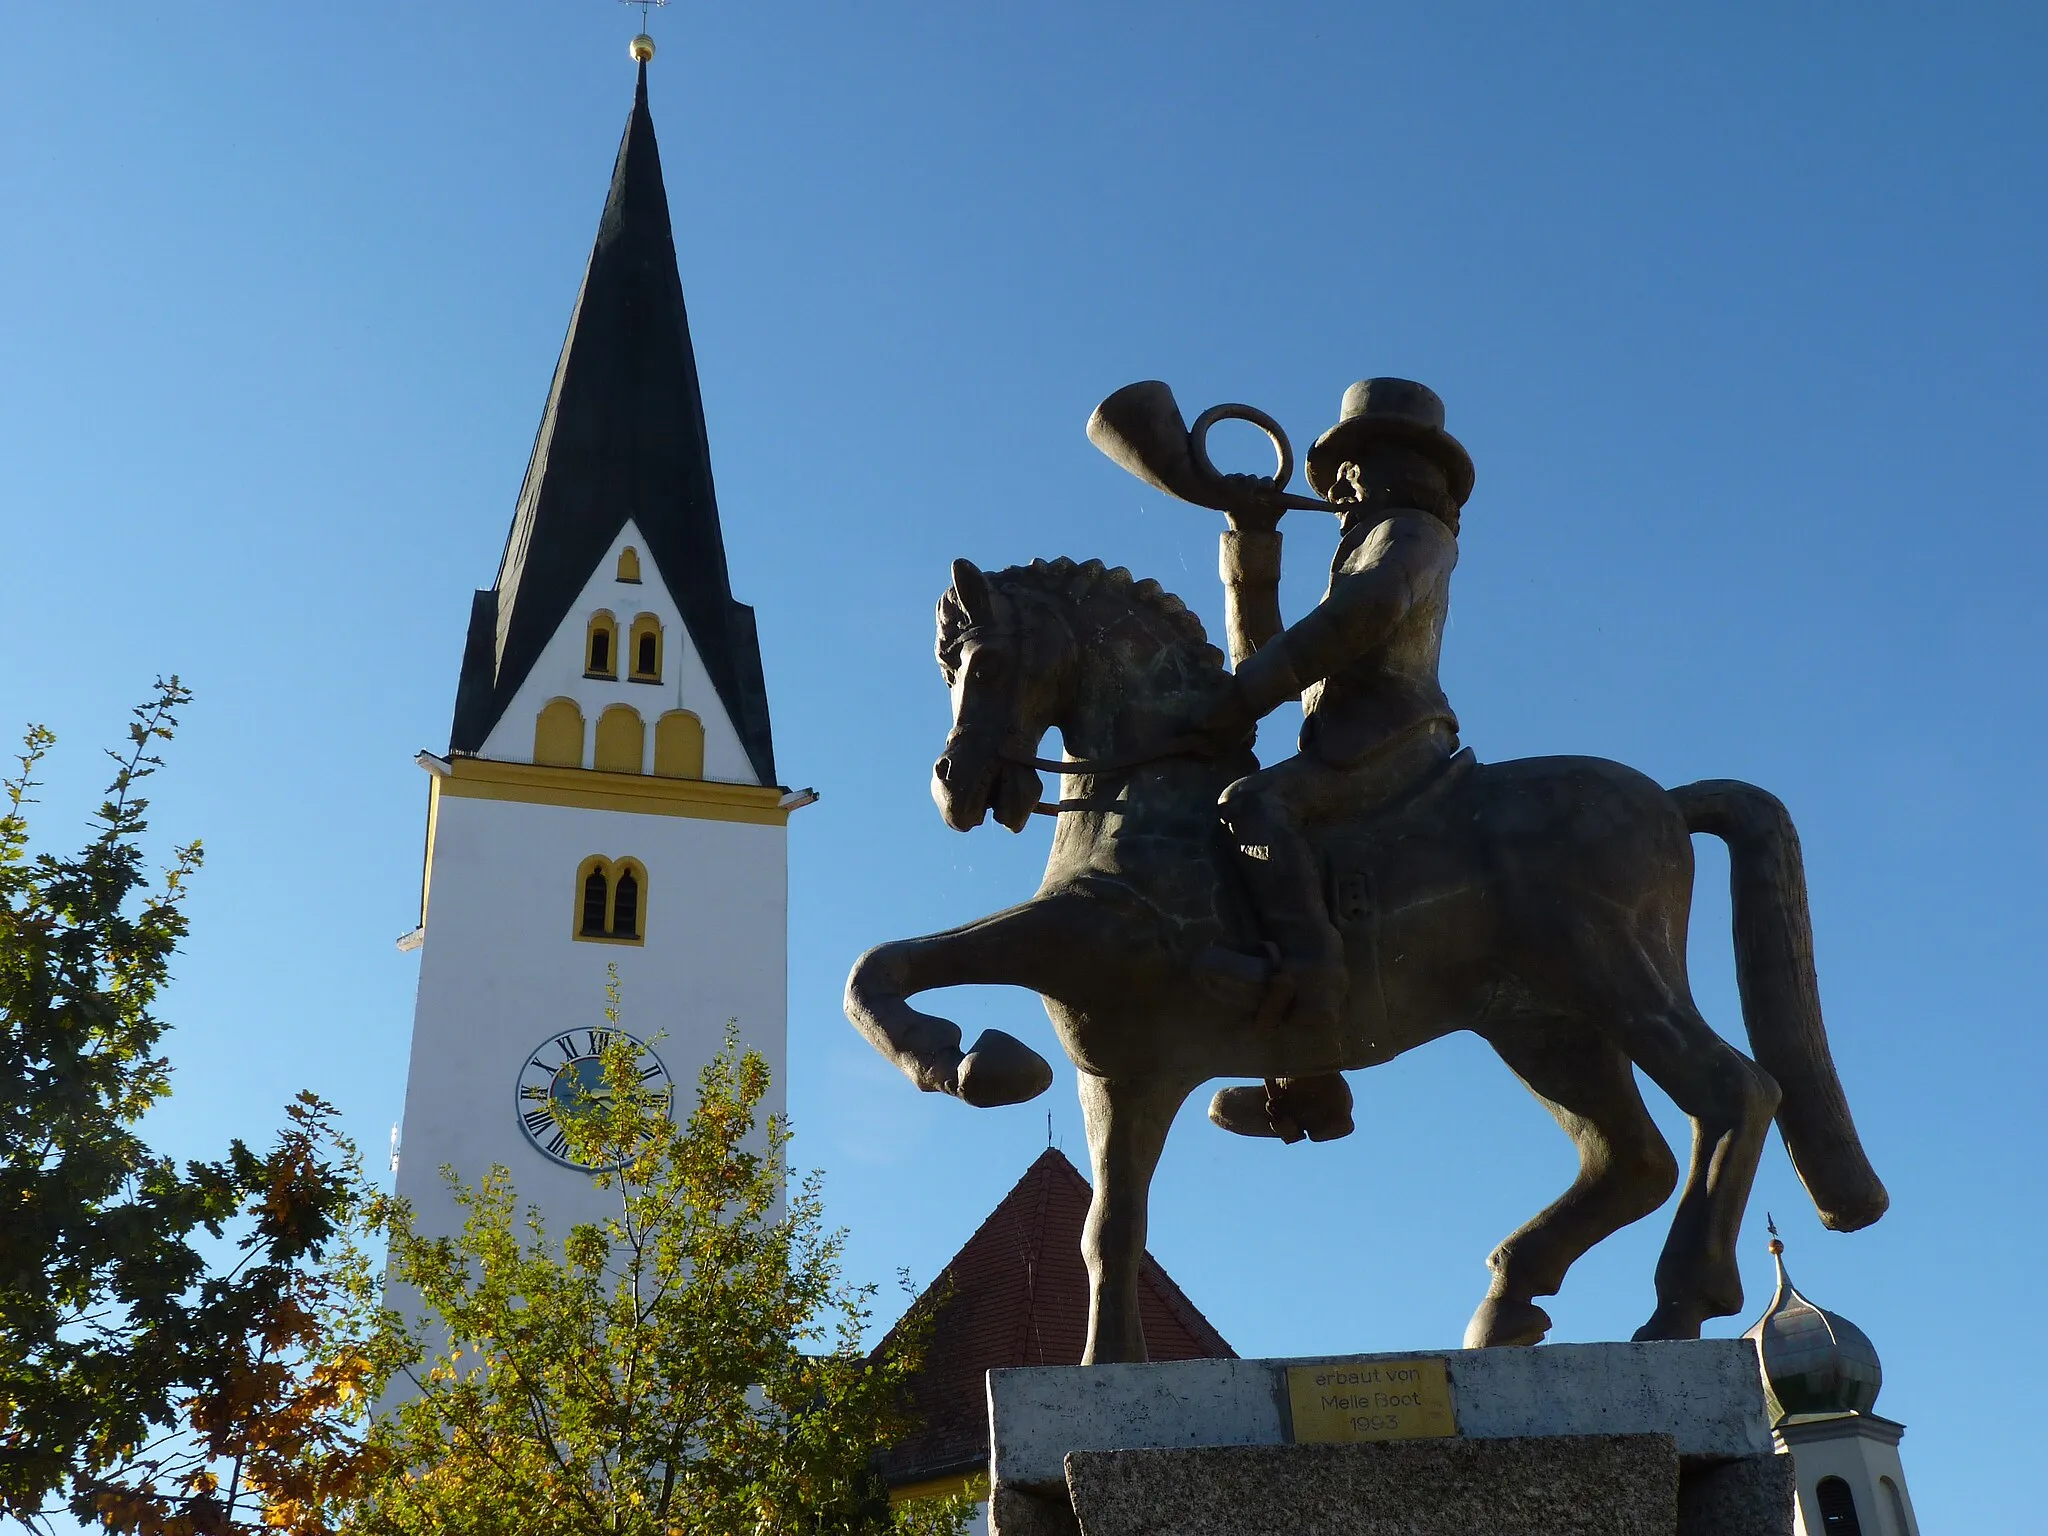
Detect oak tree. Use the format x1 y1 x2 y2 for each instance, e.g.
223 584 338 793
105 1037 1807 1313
0 684 390 1535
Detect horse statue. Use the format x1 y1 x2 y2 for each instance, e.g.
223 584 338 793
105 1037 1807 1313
845 398 1886 1368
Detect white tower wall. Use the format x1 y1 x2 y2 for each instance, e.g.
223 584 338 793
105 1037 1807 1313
1779 1415 1920 1536
394 784 787 1237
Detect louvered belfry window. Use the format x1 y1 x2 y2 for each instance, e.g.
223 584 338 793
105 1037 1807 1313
1816 1477 1863 1535
581 868 609 936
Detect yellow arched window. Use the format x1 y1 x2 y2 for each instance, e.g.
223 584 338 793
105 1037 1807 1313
574 856 647 944
611 860 645 939
585 612 619 679
629 615 663 683
593 704 645 774
617 546 642 583
653 710 705 779
533 699 585 767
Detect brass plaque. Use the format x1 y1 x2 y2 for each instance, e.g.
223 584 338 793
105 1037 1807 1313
1285 1357 1457 1444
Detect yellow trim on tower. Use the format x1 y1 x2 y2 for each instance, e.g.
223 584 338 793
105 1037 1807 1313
573 854 648 945
629 613 664 683
653 709 705 778
593 703 647 774
418 774 443 929
888 1472 987 1508
533 697 586 767
438 756 790 825
585 611 619 679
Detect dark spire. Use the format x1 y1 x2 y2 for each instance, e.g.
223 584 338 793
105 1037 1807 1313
451 60 776 786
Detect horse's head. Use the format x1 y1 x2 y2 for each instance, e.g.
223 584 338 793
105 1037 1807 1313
932 556 1230 835
932 558 1068 833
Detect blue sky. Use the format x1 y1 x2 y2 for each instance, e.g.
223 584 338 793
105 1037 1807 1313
3 2 2043 1525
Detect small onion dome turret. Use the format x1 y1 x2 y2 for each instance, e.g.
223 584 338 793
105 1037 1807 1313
1743 1231 1882 1423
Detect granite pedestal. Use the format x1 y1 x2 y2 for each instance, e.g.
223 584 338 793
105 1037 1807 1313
986 1341 1792 1536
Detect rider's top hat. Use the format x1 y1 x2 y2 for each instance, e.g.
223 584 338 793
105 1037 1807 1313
1306 378 1475 508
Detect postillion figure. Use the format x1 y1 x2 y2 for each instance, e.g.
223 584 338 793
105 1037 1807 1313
846 376 1886 1365
1191 379 1471 1145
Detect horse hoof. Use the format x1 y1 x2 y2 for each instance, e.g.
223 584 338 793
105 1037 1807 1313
1463 1295 1551 1348
1631 1306 1705 1342
957 1030 1053 1107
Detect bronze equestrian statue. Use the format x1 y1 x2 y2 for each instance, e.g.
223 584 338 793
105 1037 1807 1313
844 378 1886 1365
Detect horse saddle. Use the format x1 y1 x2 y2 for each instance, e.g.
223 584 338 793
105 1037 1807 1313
1322 745 1480 927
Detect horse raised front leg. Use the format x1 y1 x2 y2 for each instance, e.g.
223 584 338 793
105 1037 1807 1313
844 898 1077 1107
1077 1071 1196 1365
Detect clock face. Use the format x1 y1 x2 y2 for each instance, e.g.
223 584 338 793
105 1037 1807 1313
516 1027 673 1169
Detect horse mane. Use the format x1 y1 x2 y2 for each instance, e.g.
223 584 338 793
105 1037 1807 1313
937 557 1228 679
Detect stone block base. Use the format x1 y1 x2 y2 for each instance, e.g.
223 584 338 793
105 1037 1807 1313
1059 1434 1677 1536
991 1485 1081 1536
1677 1454 1795 1536
983 1343 1792 1536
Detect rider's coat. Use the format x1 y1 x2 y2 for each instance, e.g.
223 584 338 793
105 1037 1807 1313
1236 510 1459 768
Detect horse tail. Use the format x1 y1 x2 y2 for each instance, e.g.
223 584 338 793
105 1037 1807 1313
1670 779 1889 1232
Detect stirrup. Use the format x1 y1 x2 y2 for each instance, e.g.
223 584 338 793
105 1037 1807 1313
1263 1076 1307 1144
1253 941 1297 1033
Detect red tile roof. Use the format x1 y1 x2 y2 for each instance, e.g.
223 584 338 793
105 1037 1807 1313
879 1147 1235 1485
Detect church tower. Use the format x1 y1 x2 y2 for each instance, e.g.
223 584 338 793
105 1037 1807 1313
393 49 801 1234
1745 1231 1922 1536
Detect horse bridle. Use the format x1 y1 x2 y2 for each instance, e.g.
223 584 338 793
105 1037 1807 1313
946 606 1217 816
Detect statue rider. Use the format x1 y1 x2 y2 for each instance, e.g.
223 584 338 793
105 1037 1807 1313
1191 379 1474 1145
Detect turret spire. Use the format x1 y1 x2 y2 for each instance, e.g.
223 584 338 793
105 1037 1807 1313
1743 1226 1883 1424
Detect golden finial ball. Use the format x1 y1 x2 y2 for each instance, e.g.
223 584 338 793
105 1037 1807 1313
630 34 656 62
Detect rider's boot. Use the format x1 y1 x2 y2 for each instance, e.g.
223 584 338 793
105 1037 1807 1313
1218 786 1349 1049
1208 1073 1354 1142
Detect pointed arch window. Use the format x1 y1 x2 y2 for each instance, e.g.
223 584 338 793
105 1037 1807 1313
573 857 647 945
1880 1478 1909 1536
1816 1477 1863 1536
653 710 705 779
534 699 585 767
617 546 642 583
586 612 619 679
594 704 645 774
580 864 610 935
611 865 640 937
629 614 663 683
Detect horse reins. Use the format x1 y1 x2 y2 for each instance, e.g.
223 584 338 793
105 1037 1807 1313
950 598 1223 816
1003 733 1217 816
